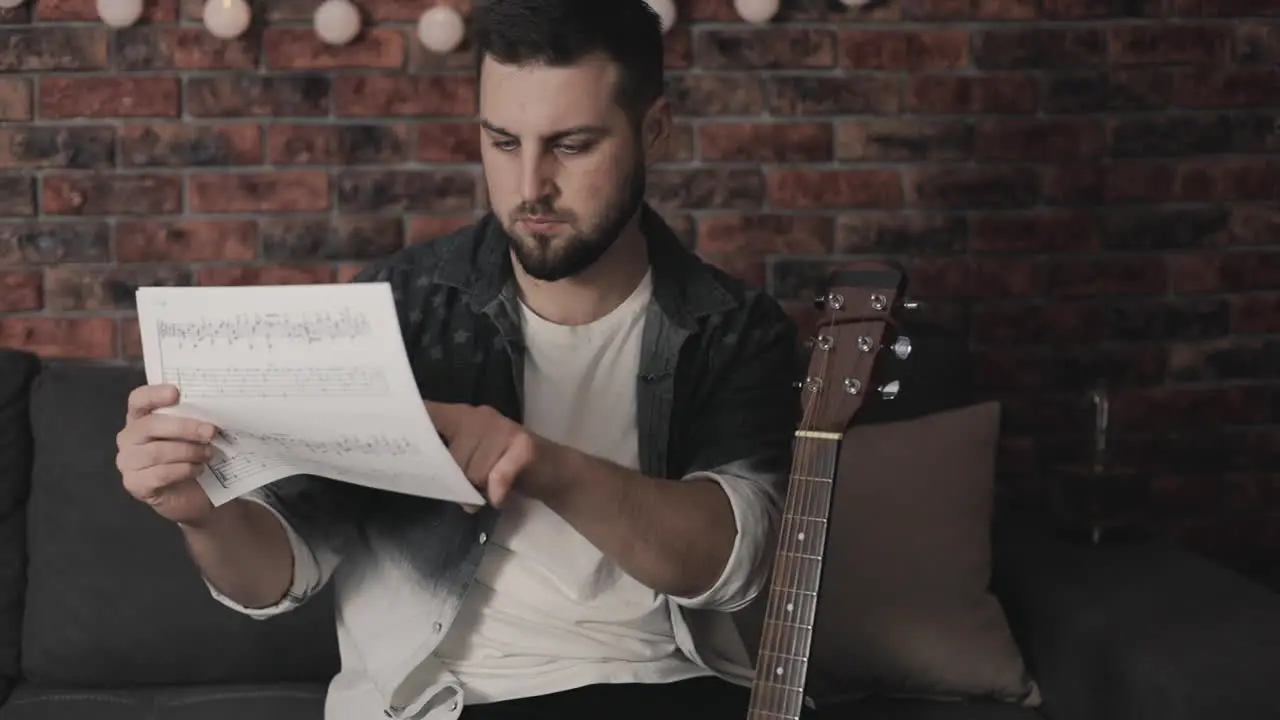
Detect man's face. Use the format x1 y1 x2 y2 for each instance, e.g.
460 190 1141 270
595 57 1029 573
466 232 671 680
477 52 652 282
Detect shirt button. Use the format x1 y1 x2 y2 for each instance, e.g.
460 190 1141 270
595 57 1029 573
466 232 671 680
478 532 488 544
432 621 443 633
449 699 459 712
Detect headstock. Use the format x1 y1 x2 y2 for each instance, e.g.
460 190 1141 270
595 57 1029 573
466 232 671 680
796 262 912 435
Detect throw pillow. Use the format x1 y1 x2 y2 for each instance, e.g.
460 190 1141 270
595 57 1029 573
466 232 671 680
810 400 1040 706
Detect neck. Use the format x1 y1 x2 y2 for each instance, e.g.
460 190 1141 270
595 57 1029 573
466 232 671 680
512 210 650 326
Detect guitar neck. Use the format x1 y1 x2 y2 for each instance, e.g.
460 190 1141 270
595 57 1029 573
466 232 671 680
746 433 842 720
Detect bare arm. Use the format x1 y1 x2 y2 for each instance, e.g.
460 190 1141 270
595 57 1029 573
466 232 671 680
526 446 736 599
179 499 294 610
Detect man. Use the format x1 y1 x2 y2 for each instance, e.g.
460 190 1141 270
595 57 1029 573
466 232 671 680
114 1 805 718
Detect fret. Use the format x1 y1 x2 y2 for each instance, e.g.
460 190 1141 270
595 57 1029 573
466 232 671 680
774 516 827 558
767 554 823 596
747 679 807 719
788 475 831 483
756 649 809 692
780 481 833 526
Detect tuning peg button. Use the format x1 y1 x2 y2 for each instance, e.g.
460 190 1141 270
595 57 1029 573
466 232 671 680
891 336 912 359
879 380 901 399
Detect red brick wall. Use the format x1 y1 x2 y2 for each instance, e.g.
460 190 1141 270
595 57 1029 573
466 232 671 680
1 0 1278 580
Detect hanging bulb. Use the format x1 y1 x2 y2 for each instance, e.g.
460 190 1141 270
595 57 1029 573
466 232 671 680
839 0 874 6
733 0 779 23
416 4 465 54
643 0 676 34
0 0 26 9
96 0 144 27
314 0 361 45
202 0 251 39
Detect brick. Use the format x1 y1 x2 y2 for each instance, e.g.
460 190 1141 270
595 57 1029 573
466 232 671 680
975 119 1106 162
1113 386 1271 432
43 174 182 216
902 0 1038 20
1105 298 1231 342
836 213 967 254
0 318 116 359
0 271 40 311
1233 293 1280 333
335 263 367 283
405 37 475 75
1236 24 1280 64
839 29 969 70
1100 207 1230 252
970 210 1100 253
695 28 836 69
971 302 1107 345
1043 0 1167 17
1230 204 1280 246
915 256 1047 298
408 215 479 244
973 27 1106 69
907 74 1038 114
261 216 403 260
115 220 257 262
1110 114 1232 158
972 345 1167 392
264 28 405 70
665 75 765 116
826 0 902 21
1041 70 1174 112
767 169 902 210
116 28 257 70
906 167 1040 209
0 127 115 168
657 123 694 164
836 119 971 161
1175 160 1280 202
663 27 692 69
413 122 479 163
1231 113 1280 153
0 28 109 71
44 266 191 311
1110 25 1232 65
337 170 476 213
697 214 833 255
0 2 30 23
196 265 336 286
189 171 330 213
187 75 330 117
1174 68 1280 108
1046 256 1169 296
333 76 475 117
698 123 832 162
0 221 110 265
0 177 34 217
0 78 30 120
37 0 177 21
1170 0 1280 16
270 124 409 165
768 75 900 115
120 124 262 166
39 77 179 119
646 169 765 210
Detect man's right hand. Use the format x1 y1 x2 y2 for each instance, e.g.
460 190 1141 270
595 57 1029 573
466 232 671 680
116 383 220 526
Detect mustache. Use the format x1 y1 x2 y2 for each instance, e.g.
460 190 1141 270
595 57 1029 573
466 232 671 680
512 200 572 222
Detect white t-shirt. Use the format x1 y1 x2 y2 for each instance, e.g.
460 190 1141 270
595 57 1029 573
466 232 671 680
433 270 713 702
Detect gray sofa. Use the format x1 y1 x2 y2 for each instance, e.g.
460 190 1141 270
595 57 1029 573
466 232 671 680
2 344 1280 720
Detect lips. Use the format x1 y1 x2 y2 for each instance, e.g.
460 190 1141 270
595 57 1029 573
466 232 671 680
520 217 564 233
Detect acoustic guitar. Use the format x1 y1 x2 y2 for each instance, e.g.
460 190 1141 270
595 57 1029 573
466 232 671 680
745 263 911 720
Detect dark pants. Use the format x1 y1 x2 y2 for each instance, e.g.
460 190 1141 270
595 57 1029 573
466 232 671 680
459 676 843 720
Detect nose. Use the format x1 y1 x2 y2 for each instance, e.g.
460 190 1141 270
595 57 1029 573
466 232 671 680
518 151 556 208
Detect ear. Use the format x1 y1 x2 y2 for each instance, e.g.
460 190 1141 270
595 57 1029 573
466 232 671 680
641 97 672 166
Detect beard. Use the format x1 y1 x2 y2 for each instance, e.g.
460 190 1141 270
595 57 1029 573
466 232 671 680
503 160 647 283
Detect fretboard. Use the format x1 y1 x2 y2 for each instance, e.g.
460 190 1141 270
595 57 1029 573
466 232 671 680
746 433 841 720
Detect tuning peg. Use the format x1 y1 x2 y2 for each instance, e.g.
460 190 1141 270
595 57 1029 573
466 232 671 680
814 292 845 311
879 380 901 400
890 336 912 359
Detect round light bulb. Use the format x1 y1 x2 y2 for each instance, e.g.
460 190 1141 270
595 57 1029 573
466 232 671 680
96 0 144 27
733 0 779 23
839 0 873 5
313 0 361 45
202 0 251 40
416 5 465 54
0 0 26 9
644 0 676 34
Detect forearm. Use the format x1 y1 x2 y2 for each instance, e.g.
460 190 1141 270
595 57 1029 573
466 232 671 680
179 498 294 609
529 443 737 599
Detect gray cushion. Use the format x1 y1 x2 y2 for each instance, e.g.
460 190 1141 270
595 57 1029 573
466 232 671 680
0 349 40 695
0 683 326 720
20 362 339 686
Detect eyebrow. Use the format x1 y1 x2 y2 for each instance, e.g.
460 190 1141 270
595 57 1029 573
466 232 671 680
479 119 609 142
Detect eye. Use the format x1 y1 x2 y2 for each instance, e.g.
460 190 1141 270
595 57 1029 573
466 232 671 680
556 141 592 155
490 139 518 152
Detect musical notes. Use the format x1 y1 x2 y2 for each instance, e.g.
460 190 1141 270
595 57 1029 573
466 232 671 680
134 282 485 508
156 307 371 350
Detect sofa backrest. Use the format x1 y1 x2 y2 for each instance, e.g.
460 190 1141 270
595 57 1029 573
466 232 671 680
16 355 339 687
0 349 41 699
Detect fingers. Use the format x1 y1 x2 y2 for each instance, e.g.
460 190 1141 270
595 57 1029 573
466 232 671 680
425 401 464 440
126 384 180 421
119 413 216 448
124 462 204 504
117 440 213 473
486 433 535 507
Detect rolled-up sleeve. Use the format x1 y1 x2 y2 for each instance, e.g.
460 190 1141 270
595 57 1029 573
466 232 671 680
671 294 801 613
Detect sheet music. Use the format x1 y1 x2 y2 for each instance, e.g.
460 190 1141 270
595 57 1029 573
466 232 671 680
135 283 485 508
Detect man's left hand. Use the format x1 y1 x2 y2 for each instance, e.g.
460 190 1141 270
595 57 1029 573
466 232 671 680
425 401 550 508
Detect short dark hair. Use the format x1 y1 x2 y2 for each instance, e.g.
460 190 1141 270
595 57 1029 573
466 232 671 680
469 0 666 122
